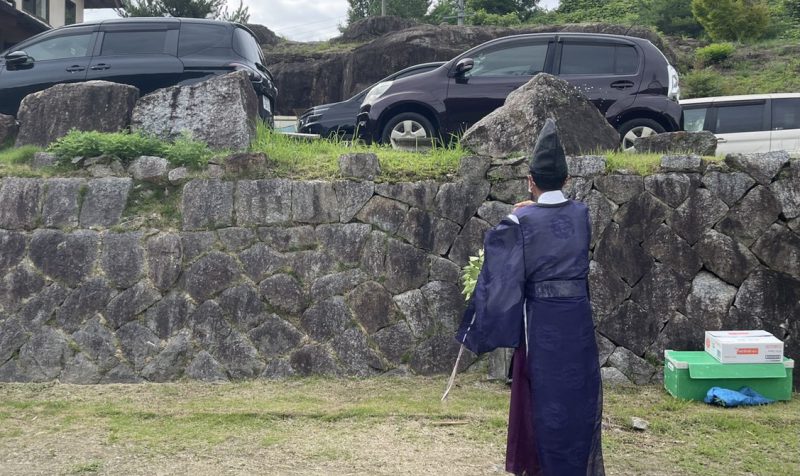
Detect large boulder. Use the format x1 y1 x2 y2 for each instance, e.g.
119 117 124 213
461 74 619 158
15 81 139 147
634 131 717 156
131 71 258 151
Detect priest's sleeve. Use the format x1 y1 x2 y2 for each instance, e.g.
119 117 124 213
455 215 526 355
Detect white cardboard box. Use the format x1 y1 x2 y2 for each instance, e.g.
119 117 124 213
704 330 784 364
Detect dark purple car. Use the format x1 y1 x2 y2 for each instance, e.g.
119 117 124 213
356 32 682 151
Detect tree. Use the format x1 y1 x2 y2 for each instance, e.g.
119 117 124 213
467 0 539 20
786 0 800 21
691 0 770 42
116 0 250 23
346 0 372 24
557 0 606 14
426 0 458 24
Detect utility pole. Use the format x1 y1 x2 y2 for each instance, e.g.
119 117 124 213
457 0 465 26
381 0 386 16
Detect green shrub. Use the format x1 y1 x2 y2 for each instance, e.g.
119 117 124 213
48 130 165 163
48 130 214 169
691 0 771 42
695 43 735 67
682 69 725 98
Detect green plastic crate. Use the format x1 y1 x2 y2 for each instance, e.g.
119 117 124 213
664 350 794 401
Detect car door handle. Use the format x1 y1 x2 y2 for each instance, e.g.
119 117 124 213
90 63 110 71
610 80 635 90
65 65 85 73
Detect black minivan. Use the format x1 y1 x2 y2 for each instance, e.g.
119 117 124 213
0 18 277 124
356 32 682 150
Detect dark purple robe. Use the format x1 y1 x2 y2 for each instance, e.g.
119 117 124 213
456 200 605 476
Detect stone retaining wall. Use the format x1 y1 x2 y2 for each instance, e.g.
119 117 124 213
0 153 798 386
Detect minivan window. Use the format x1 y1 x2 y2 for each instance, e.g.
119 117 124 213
232 28 264 65
179 23 230 57
771 98 800 130
466 43 548 77
683 107 708 132
101 31 168 56
24 33 93 61
560 43 638 75
715 103 765 134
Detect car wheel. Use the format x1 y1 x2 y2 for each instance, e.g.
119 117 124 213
618 118 666 152
381 112 435 149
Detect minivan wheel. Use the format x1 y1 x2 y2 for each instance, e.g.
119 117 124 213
381 112 435 149
618 118 666 152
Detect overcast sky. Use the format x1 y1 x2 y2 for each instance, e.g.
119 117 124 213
85 0 560 42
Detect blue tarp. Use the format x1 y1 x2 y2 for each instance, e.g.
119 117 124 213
704 386 775 407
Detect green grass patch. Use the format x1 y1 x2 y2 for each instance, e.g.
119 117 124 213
681 39 800 99
603 151 722 175
250 122 464 182
0 145 40 165
0 379 797 474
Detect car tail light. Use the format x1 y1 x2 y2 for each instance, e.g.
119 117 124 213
667 64 680 101
228 62 259 81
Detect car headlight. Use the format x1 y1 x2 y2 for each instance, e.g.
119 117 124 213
362 81 394 107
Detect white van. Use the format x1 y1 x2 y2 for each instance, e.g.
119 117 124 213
680 94 800 156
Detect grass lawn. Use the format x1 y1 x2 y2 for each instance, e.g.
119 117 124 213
0 376 797 475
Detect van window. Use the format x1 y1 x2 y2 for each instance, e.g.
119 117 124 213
101 31 168 56
772 98 800 130
715 103 765 134
179 23 230 57
560 43 638 75
683 107 708 132
25 33 93 61
466 43 548 77
232 28 264 65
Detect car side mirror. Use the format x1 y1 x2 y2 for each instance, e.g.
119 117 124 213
454 58 474 76
5 51 31 67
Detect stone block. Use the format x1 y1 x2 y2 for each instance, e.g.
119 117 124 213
0 178 41 230
79 178 132 228
132 71 257 151
29 229 98 287
292 180 339 224
375 181 439 210
42 178 83 228
16 81 138 147
181 179 234 230
101 232 145 289
334 180 374 223
128 156 169 184
235 179 293 226
338 153 381 180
